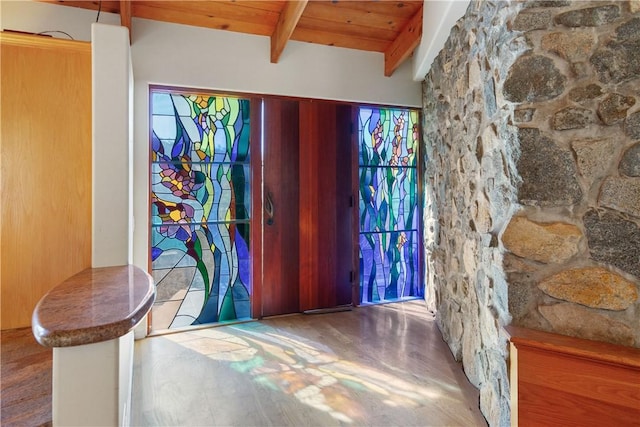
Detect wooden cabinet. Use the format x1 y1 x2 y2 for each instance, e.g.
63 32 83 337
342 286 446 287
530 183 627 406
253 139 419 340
507 326 640 426
1 33 92 329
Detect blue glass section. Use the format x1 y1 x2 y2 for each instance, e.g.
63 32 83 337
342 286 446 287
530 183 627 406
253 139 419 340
359 231 421 304
358 107 422 304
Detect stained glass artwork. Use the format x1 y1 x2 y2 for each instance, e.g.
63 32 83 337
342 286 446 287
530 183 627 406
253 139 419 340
150 90 251 329
358 107 422 304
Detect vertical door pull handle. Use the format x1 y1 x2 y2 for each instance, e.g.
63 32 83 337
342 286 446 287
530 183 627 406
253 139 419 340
265 192 275 225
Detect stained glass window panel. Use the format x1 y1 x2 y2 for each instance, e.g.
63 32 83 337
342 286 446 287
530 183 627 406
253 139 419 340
150 89 251 330
151 92 250 164
359 231 420 303
151 162 250 225
358 107 422 304
359 166 418 233
358 107 418 168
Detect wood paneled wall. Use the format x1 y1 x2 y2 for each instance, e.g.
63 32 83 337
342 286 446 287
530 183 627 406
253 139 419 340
1 33 92 330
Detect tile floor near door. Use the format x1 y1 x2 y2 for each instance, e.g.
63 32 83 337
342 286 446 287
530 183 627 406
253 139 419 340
132 300 487 426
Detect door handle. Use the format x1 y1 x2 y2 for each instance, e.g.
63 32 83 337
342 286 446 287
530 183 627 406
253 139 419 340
265 191 275 225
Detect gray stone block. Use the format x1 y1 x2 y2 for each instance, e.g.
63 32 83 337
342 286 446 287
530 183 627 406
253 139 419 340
555 5 620 27
552 107 596 130
517 127 583 206
504 55 566 103
513 10 553 32
615 17 640 41
599 176 640 218
620 143 640 177
626 111 640 141
591 39 640 84
568 84 603 103
597 93 636 126
584 208 640 279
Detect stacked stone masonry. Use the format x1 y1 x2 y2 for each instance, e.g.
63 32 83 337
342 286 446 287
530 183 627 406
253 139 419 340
423 1 639 426
504 0 640 349
423 1 525 425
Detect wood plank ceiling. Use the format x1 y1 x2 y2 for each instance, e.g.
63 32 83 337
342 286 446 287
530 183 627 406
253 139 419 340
39 0 424 76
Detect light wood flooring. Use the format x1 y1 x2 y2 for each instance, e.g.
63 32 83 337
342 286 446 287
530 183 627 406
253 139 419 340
1 300 486 426
132 300 487 426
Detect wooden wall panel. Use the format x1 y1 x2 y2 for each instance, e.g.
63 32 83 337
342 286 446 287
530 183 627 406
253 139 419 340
260 98 300 317
299 101 354 312
1 33 92 330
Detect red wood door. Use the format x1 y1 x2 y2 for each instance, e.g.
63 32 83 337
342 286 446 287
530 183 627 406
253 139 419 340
260 98 301 317
299 101 354 311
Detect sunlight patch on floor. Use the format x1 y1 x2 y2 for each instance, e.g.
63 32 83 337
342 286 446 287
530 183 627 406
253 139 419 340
163 316 457 424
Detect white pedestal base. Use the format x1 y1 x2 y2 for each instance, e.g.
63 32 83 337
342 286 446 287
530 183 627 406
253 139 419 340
52 331 134 426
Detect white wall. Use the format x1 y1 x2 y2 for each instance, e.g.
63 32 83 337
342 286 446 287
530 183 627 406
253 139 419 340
131 17 420 106
413 0 470 80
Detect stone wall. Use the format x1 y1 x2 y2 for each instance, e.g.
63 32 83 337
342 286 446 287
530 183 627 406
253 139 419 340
504 1 640 348
423 1 639 426
422 1 525 425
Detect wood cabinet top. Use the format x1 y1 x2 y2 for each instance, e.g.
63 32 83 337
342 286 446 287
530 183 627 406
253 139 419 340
506 325 640 369
1 31 90 52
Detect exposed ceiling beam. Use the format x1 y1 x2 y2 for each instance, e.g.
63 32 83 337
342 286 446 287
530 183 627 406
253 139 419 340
120 0 132 44
384 5 423 77
270 0 308 64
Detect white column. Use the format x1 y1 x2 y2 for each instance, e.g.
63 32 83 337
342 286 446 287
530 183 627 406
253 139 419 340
92 23 133 267
49 23 137 427
52 331 134 426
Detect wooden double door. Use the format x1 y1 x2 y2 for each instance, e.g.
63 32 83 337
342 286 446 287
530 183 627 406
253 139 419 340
254 98 356 318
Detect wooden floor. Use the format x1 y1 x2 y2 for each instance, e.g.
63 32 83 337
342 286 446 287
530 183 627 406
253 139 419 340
1 300 487 426
1 327 52 427
133 301 487 426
